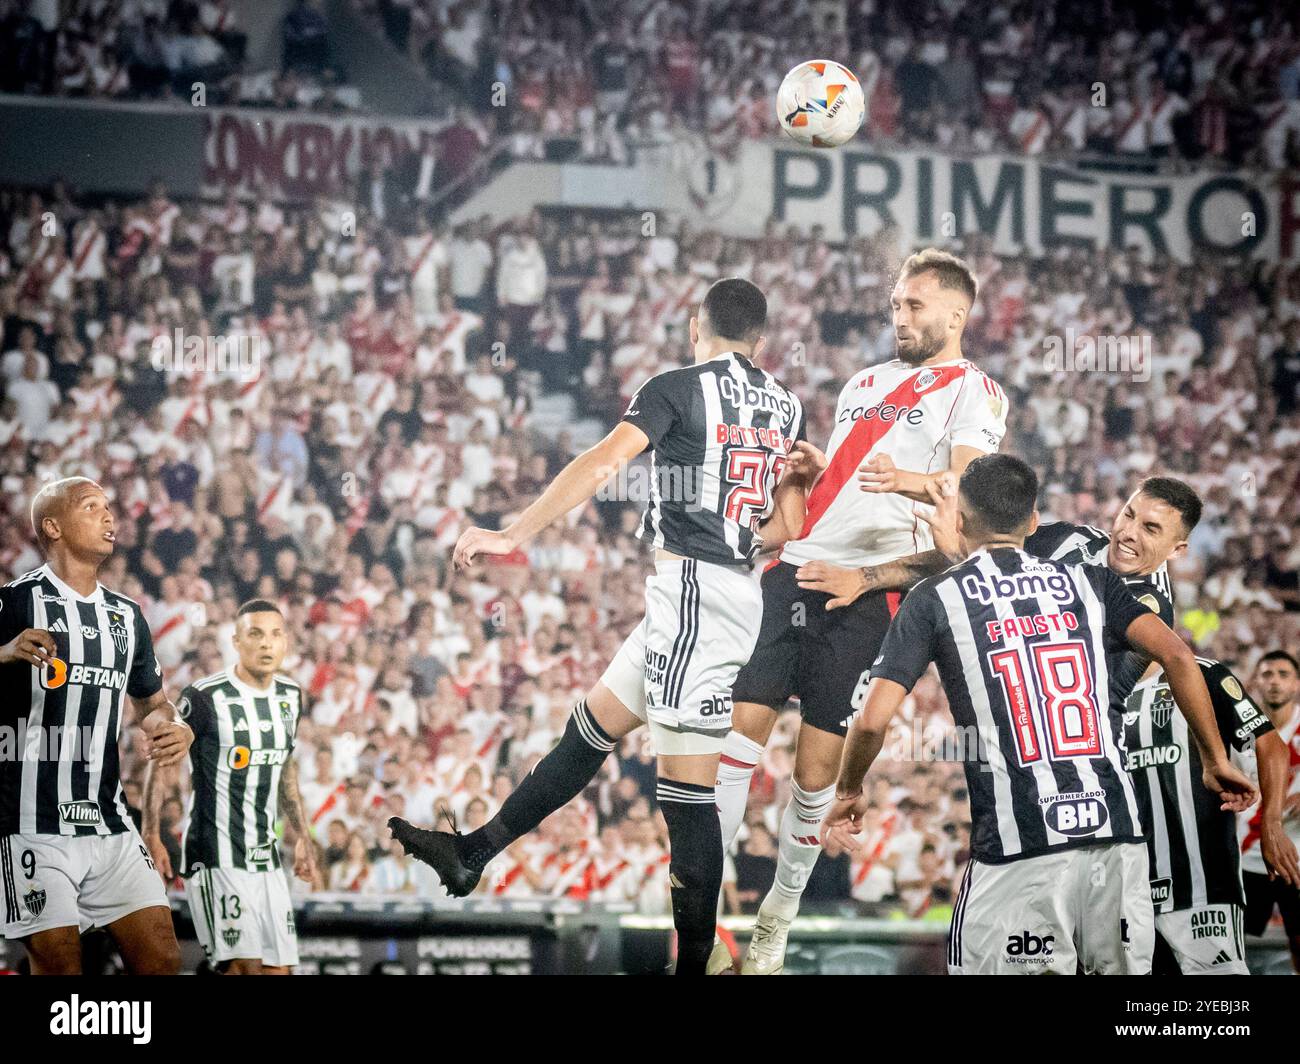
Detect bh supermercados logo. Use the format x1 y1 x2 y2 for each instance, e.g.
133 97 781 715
24 887 47 918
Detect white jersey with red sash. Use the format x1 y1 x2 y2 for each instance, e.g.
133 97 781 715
1239 705 1300 875
779 358 1008 569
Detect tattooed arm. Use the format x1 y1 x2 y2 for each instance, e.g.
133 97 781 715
280 756 321 888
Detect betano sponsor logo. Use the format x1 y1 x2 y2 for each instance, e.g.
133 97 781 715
38 660 126 692
1125 744 1182 770
225 746 290 770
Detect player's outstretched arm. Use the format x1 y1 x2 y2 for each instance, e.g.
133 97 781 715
796 474 959 609
133 688 194 768
452 422 650 569
1255 729 1300 887
757 440 827 549
858 445 982 504
1124 614 1257 812
823 678 908 839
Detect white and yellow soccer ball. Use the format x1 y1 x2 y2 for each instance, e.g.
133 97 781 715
775 59 865 147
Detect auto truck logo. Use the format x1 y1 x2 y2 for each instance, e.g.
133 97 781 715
58 800 102 826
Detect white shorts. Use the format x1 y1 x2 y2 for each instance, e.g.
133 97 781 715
1 829 168 939
185 866 299 968
949 842 1154 975
600 558 761 756
1156 903 1249 975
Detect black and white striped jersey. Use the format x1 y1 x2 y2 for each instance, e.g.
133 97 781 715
179 669 302 874
1025 521 1174 711
1124 659 1272 912
0 565 163 836
621 351 804 566
871 547 1153 864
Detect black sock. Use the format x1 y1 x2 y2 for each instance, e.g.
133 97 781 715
657 778 723 976
456 700 614 872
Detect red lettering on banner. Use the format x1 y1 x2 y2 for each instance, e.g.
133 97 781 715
204 110 438 201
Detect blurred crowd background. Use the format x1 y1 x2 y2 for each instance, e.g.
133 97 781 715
3 0 1296 167
0 0 1297 921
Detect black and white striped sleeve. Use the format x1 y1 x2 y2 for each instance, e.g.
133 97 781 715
621 373 680 451
1088 566 1157 640
176 684 214 738
127 608 163 700
869 582 942 692
0 584 23 645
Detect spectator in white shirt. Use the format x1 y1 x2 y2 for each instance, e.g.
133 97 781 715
9 353 60 437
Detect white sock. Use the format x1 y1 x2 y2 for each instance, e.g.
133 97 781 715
763 780 835 921
715 731 764 848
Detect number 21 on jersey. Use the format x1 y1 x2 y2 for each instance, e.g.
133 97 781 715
724 449 785 528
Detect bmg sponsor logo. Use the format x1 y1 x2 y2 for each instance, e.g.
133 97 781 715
960 568 1075 606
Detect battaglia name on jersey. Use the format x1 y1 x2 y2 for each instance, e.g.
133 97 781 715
961 568 1075 606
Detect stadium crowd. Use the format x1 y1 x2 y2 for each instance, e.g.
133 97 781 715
0 0 361 110
0 156 1297 916
357 0 1300 168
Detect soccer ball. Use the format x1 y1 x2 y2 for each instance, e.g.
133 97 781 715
776 60 865 147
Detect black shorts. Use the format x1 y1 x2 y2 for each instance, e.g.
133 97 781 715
731 560 903 737
1243 870 1300 937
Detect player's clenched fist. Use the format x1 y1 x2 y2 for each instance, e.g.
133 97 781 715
0 628 57 668
783 440 828 483
1201 759 1258 814
145 719 194 766
822 790 869 845
453 526 518 570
